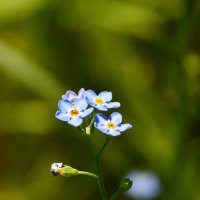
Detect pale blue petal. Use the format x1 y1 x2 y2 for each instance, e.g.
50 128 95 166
94 121 107 129
64 91 77 100
98 91 112 102
80 108 94 117
107 129 121 136
85 90 97 100
95 126 108 134
118 123 132 132
110 112 122 125
94 113 108 125
88 101 96 107
95 105 108 111
58 100 72 112
74 99 88 111
94 121 108 133
68 117 82 127
55 111 70 121
106 102 120 109
78 88 85 98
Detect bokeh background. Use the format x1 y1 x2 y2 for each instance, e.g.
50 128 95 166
0 0 200 199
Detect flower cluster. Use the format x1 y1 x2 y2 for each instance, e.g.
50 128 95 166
56 88 132 136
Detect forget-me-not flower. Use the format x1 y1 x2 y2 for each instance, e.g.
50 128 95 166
85 90 120 111
56 99 93 127
50 163 63 176
94 112 132 136
62 88 85 103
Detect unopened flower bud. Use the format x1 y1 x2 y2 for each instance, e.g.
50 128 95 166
118 178 133 192
59 165 79 177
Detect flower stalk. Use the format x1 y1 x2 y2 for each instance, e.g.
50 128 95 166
78 171 98 179
97 137 111 158
86 127 108 200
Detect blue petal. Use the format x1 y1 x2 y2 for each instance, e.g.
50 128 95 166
55 111 70 121
95 125 108 134
58 100 72 112
68 117 82 127
98 91 112 102
107 129 121 136
110 112 122 125
118 123 132 132
87 101 96 107
95 105 108 111
106 102 120 109
64 90 77 100
80 108 94 117
94 113 108 125
74 99 88 111
85 90 97 100
78 88 85 98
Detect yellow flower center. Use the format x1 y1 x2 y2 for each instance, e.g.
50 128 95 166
106 122 116 129
94 97 105 105
69 109 80 117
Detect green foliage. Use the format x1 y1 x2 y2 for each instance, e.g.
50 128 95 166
0 0 200 199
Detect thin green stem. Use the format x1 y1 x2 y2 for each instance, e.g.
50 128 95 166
78 171 98 179
110 190 121 200
86 134 108 200
97 137 111 158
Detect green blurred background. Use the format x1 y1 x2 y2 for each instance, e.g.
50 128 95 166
0 0 200 199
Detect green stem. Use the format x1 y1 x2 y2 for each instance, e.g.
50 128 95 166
97 137 111 158
78 171 98 179
110 190 121 200
86 134 108 200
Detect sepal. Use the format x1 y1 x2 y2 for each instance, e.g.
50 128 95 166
60 165 79 177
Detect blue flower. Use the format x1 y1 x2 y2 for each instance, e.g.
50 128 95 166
50 163 63 176
55 99 94 127
85 90 120 111
62 88 85 103
94 112 132 136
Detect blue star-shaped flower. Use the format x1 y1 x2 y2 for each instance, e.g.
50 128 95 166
62 88 85 103
94 112 132 136
55 99 93 127
85 90 120 111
